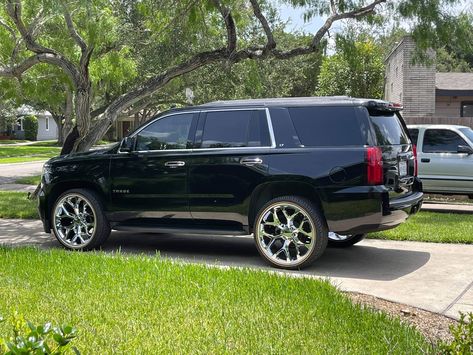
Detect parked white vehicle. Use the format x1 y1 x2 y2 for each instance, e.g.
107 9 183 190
407 124 473 198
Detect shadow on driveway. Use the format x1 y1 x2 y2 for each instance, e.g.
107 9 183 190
100 231 430 282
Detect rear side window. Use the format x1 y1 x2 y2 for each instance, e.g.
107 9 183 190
369 111 409 145
408 129 419 145
200 110 271 148
423 129 468 153
288 106 365 146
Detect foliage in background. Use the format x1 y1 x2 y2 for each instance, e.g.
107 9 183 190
22 115 38 141
0 315 78 354
438 312 473 354
316 35 384 98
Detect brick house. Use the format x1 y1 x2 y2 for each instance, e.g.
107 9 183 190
384 36 473 127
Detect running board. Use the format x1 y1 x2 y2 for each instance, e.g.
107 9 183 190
113 224 249 236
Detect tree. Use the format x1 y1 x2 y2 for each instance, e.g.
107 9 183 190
316 36 384 98
0 0 468 153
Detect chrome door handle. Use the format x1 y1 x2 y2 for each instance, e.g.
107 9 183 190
164 161 185 168
240 157 263 166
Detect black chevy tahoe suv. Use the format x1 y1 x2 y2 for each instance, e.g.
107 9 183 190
39 97 423 269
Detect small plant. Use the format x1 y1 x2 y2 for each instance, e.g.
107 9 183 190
23 115 38 141
439 312 473 354
0 314 79 354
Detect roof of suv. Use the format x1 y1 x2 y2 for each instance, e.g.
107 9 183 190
193 96 394 109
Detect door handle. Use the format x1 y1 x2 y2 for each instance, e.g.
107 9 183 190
240 157 263 166
421 158 430 163
164 161 185 168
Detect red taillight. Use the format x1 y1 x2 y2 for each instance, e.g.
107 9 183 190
412 144 418 176
366 147 383 185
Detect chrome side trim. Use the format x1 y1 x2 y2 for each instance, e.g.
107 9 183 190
118 107 277 154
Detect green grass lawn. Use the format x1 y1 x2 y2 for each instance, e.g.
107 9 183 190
0 247 431 353
14 175 41 185
0 192 38 219
369 211 473 244
0 145 60 164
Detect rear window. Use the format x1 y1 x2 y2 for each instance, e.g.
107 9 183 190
288 106 365 146
369 111 409 145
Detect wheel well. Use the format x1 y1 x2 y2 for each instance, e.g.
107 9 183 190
48 181 105 216
248 181 324 231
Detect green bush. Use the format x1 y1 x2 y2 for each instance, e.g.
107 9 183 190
23 115 38 141
0 315 79 354
439 312 473 354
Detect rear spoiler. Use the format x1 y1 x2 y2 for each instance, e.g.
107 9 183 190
363 100 403 112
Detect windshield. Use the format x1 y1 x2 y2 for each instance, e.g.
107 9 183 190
459 127 473 144
369 111 409 145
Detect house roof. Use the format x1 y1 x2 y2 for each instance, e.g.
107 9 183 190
436 73 473 91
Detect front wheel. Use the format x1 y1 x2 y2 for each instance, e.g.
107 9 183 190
327 233 365 248
52 188 110 250
253 196 328 270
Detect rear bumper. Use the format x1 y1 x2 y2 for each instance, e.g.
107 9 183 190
325 179 423 235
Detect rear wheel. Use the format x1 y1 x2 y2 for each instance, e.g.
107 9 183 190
253 196 328 270
52 189 110 250
327 233 365 247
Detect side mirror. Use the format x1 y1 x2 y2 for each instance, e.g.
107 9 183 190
457 145 473 155
120 136 135 152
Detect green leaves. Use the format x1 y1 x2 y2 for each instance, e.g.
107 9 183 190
0 315 79 355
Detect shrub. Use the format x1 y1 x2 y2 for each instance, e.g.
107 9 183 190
439 312 473 354
23 115 38 141
0 314 79 354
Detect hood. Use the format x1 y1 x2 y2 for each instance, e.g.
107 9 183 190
47 144 119 164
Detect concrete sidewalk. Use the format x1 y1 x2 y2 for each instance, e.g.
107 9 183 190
422 202 473 213
0 218 471 320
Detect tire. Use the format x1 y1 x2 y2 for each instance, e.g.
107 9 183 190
327 233 365 248
253 196 328 270
51 188 111 250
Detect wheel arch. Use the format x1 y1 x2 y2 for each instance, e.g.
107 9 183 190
44 181 107 231
248 179 324 232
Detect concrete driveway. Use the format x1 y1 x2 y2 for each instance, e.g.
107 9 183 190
0 218 471 320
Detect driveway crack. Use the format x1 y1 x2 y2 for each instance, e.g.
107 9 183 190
442 279 473 314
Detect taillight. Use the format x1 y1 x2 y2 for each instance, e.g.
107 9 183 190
412 144 418 176
366 147 383 185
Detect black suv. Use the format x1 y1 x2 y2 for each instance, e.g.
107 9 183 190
39 97 423 269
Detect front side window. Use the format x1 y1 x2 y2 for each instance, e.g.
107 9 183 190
136 113 194 151
423 129 468 153
461 102 473 117
200 110 271 148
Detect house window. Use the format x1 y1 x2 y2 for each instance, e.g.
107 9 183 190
45 117 50 131
461 102 473 117
16 118 24 131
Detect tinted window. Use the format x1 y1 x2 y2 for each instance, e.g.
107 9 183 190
201 110 270 148
423 129 468 153
408 128 419 145
136 113 194 151
288 106 365 146
369 112 409 145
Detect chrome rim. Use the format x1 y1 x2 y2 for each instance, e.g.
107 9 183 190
328 232 351 241
256 202 315 266
53 193 96 247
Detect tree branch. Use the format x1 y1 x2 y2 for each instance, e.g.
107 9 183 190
62 6 87 53
249 0 276 50
211 0 237 53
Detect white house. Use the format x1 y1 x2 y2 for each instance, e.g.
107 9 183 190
13 105 58 141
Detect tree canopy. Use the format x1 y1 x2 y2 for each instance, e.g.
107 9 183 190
0 0 470 152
